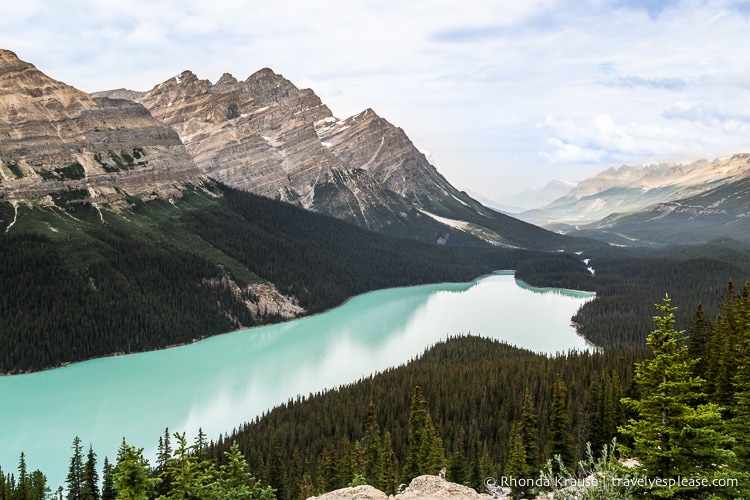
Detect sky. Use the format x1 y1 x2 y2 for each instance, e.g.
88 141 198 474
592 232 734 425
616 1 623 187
2 0 750 202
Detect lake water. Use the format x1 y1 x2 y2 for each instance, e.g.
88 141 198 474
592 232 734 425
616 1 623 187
0 272 593 489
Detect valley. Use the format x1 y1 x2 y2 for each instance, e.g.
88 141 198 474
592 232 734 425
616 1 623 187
2 47 750 499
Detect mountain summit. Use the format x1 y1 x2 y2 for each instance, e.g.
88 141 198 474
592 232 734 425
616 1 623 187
0 49 203 204
97 68 573 248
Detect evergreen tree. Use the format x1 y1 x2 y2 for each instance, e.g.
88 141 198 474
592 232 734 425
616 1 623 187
446 449 467 486
585 372 606 453
547 375 574 470
16 452 30 500
686 302 710 381
378 432 398 495
403 386 428 482
161 432 213 499
101 457 115 500
519 390 540 472
505 424 530 500
28 470 50 500
620 296 735 498
67 437 84 500
215 442 275 500
266 436 286 500
81 446 99 500
112 440 160 500
360 403 381 487
416 415 445 476
286 448 301 500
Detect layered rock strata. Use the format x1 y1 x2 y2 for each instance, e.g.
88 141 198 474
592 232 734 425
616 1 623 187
0 49 204 204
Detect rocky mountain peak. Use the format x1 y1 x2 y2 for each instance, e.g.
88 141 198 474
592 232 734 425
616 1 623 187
0 49 26 70
0 48 203 204
215 72 238 86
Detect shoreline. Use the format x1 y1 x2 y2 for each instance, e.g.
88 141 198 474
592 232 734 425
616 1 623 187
1 270 599 377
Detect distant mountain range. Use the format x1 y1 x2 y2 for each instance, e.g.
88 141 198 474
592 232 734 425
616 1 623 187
512 154 750 245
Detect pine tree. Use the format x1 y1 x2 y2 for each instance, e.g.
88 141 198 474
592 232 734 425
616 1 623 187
162 432 212 499
266 436 286 500
519 390 540 472
361 403 381 487
67 437 84 500
416 415 445 476
403 386 428 482
16 452 30 500
505 424 530 500
547 375 574 470
81 446 99 500
378 431 399 495
686 302 710 381
101 457 115 500
620 296 735 498
446 449 467 486
112 440 160 500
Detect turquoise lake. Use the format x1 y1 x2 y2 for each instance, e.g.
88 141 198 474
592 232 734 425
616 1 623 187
0 272 593 489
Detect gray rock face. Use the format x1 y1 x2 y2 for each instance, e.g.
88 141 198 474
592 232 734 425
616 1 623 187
307 475 495 500
124 68 485 236
0 49 204 204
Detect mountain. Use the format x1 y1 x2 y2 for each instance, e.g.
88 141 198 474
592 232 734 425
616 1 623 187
571 154 750 245
96 69 577 249
0 49 203 204
0 49 600 373
486 179 577 213
515 158 750 228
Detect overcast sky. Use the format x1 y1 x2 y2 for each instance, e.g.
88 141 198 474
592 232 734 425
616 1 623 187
2 0 750 201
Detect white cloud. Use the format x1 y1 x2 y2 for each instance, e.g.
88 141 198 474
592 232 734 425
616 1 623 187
2 0 750 196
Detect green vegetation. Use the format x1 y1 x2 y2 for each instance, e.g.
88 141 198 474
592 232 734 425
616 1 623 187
5 283 750 497
39 162 86 181
5 160 25 178
0 183 594 373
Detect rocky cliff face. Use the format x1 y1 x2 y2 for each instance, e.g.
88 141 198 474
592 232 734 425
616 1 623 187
0 49 203 204
102 68 501 242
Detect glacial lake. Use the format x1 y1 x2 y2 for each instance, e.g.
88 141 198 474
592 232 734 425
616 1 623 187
0 272 593 489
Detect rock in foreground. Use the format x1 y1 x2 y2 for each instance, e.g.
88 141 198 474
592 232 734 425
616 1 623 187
308 475 495 500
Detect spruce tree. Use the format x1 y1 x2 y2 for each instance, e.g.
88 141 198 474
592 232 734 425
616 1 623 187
446 449 467 486
16 452 31 500
378 431 399 495
266 436 285 500
403 386 428 481
547 375 574 469
67 437 84 500
101 457 115 500
81 446 99 500
112 440 160 500
505 424 530 500
520 390 540 472
361 403 381 487
619 296 735 498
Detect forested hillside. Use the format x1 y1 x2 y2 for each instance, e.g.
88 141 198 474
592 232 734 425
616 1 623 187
0 182 593 373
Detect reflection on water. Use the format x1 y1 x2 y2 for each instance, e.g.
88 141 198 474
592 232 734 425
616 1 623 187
0 272 592 489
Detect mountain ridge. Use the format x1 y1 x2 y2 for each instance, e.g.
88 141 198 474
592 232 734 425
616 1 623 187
95 67 578 249
0 49 204 205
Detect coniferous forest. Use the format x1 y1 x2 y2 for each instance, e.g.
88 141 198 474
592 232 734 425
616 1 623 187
3 182 750 498
4 283 750 498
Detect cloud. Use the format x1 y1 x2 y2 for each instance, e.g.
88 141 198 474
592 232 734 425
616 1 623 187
616 0 681 19
2 0 750 196
606 76 687 90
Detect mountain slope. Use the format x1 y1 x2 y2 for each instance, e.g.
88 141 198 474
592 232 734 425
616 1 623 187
518 157 750 227
98 69 578 250
572 154 750 245
0 49 203 204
